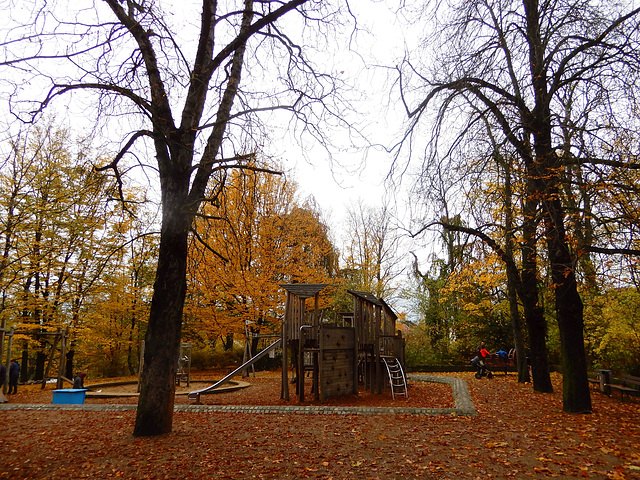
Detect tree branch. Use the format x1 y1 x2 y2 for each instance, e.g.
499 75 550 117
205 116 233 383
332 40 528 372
189 227 229 263
588 246 640 256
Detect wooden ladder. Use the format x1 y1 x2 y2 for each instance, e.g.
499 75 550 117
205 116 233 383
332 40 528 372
382 356 408 399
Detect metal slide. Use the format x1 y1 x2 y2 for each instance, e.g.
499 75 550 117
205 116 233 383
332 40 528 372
187 338 281 402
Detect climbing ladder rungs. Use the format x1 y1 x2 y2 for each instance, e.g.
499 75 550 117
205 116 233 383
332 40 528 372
382 356 408 400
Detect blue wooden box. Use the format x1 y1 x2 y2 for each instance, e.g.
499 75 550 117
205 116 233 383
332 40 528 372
52 388 87 404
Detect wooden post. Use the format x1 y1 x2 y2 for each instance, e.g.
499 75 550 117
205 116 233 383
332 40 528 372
56 328 68 389
396 331 405 370
243 323 254 378
137 340 145 393
599 369 612 396
313 348 319 401
313 292 320 338
319 325 325 402
375 305 382 394
0 318 5 386
186 342 191 388
299 297 306 336
281 295 289 401
298 326 305 402
352 325 359 395
4 327 14 394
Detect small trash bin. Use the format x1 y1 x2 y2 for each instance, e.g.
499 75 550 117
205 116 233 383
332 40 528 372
52 388 87 405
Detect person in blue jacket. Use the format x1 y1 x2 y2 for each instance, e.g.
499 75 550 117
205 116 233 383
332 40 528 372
8 359 20 394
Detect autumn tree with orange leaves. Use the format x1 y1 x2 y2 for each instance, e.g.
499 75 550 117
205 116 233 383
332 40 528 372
0 123 155 379
185 163 339 352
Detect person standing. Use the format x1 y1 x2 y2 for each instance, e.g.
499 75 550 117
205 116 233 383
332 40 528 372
8 359 20 394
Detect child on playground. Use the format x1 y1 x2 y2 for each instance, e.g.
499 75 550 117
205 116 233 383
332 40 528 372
73 372 87 389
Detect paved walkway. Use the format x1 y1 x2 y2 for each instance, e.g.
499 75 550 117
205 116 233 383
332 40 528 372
0 375 476 416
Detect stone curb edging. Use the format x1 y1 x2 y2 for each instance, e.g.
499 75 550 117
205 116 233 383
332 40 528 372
409 374 477 415
0 375 476 417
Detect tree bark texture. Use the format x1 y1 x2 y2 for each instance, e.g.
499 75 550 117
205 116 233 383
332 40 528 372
542 179 591 412
519 176 553 393
133 202 190 436
502 156 531 384
524 0 591 412
519 246 553 393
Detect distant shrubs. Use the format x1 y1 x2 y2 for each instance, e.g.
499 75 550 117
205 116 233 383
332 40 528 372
190 344 244 370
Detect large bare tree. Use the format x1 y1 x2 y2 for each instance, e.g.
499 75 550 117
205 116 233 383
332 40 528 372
1 0 352 435
398 0 640 413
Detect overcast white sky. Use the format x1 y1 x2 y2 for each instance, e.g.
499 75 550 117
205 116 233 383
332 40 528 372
0 0 433 275
284 0 416 228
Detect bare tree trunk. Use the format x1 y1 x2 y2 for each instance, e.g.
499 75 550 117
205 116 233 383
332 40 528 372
224 334 235 351
20 349 28 383
34 350 46 381
524 0 589 410
507 279 529 383
520 182 553 393
131 148 193 434
540 165 591 412
502 153 531 383
133 186 190 436
520 263 553 392
65 349 74 379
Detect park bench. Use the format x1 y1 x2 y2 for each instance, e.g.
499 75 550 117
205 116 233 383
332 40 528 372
606 374 640 401
588 372 602 390
484 350 516 375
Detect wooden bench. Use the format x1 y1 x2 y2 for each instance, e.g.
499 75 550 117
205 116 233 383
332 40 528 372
588 372 601 390
484 351 516 375
606 374 640 401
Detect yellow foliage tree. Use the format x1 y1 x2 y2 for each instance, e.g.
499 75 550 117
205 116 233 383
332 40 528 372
185 163 339 346
442 249 508 319
0 124 155 378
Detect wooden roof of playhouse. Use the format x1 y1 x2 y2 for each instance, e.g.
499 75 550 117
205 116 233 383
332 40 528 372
379 298 398 321
347 290 381 305
279 283 329 299
279 284 329 342
347 291 398 320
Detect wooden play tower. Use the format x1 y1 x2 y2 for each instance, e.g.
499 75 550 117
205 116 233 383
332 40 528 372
279 283 341 401
347 290 406 396
279 284 406 402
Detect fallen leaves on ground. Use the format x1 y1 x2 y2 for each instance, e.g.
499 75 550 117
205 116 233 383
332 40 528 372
1 372 639 480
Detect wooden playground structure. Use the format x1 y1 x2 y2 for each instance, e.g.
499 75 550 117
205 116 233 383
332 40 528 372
280 284 406 402
189 283 406 404
0 323 70 399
